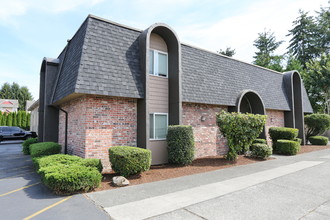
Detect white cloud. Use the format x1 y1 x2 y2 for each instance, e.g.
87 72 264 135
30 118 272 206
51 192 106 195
175 0 328 62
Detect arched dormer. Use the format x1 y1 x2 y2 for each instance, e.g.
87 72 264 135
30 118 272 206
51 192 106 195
137 23 181 164
233 90 266 138
283 71 305 143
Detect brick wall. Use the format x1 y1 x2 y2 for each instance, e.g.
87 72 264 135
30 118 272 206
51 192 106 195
265 109 285 144
182 102 228 158
59 95 137 172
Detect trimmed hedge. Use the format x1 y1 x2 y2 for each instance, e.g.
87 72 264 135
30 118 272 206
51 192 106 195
251 143 272 159
253 139 267 144
275 140 301 155
34 154 103 194
294 138 302 145
167 125 195 165
309 136 329 146
33 154 103 172
22 138 38 155
216 111 267 161
109 146 151 177
38 164 101 194
30 142 61 158
269 127 299 142
305 114 330 140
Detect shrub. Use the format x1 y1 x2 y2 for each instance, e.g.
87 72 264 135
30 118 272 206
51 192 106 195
33 154 82 170
251 143 272 159
38 164 101 195
167 125 195 165
30 142 61 158
269 127 299 143
305 114 330 140
109 146 151 177
276 140 301 155
253 139 267 144
80 158 103 173
294 138 302 145
216 110 267 161
33 154 103 172
309 136 329 145
22 138 38 155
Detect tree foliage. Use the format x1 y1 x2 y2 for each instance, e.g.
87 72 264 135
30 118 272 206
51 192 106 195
218 47 236 57
0 82 33 110
253 30 284 71
304 113 330 140
301 53 330 113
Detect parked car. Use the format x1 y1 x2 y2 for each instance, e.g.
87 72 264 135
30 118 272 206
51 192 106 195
0 126 37 142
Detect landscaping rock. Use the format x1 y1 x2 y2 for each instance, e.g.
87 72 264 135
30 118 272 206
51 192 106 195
112 176 129 187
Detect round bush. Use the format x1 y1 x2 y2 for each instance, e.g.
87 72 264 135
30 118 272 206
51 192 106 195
253 139 267 144
275 140 301 155
305 114 330 140
39 164 102 194
309 136 329 146
251 143 272 159
22 138 38 155
30 142 61 158
167 125 195 165
109 146 151 177
269 127 299 142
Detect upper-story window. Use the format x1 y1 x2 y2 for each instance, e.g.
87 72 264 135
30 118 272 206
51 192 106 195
149 49 168 77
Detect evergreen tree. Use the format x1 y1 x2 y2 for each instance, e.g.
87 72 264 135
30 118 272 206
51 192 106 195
0 82 33 110
315 4 330 55
7 113 12 126
21 111 27 129
218 47 236 57
285 54 304 72
12 112 17 127
287 10 318 67
253 30 284 71
301 53 330 113
17 111 22 128
0 83 12 99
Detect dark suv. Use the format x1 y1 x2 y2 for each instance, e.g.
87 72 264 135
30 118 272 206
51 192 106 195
0 126 37 142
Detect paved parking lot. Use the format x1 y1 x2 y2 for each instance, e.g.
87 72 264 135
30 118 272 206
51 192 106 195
0 141 109 220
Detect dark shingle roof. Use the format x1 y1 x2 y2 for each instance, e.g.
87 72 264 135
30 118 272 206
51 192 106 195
181 44 291 111
51 15 313 113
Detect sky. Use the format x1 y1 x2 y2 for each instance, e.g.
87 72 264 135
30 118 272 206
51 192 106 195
0 0 328 100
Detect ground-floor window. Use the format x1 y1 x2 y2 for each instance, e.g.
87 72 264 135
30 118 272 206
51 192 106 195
149 113 168 140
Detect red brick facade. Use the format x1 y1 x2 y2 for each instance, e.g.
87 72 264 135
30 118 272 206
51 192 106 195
182 103 285 157
59 95 137 172
58 97 285 171
182 102 228 158
265 109 285 144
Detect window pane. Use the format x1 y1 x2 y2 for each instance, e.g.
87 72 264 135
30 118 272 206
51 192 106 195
155 114 167 139
149 50 154 75
149 114 154 139
158 53 167 77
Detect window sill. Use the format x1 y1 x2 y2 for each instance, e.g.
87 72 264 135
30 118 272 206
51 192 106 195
149 138 167 141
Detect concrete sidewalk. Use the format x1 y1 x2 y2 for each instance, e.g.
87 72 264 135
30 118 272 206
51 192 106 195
87 149 330 220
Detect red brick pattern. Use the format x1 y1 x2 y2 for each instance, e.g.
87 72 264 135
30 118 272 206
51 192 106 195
265 109 285 144
182 102 228 158
59 95 137 172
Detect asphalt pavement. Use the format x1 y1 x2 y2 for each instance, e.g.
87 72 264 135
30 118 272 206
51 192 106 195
0 141 109 220
88 147 330 220
2 140 330 220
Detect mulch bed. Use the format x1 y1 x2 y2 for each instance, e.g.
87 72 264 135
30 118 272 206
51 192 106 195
94 144 330 192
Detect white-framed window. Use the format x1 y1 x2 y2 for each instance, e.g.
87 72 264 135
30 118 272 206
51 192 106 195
149 49 168 77
149 113 168 140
